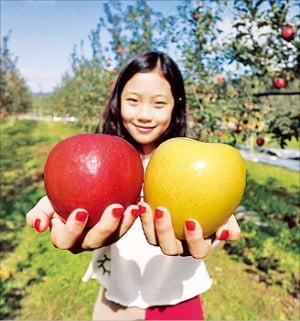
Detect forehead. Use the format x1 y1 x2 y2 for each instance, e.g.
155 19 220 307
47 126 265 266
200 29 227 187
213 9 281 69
123 70 172 94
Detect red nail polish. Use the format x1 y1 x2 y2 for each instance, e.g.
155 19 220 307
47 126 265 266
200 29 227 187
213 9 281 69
155 208 164 219
218 229 229 240
131 208 139 218
75 211 88 222
112 207 124 219
34 218 41 232
185 220 196 231
139 205 146 215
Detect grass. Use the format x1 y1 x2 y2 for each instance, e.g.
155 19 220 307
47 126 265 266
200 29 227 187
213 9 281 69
31 119 82 141
1 120 88 319
245 160 299 191
3 227 98 320
1 119 299 320
202 250 299 320
270 136 299 150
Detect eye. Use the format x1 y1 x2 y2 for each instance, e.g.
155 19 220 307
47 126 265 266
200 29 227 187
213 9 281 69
126 98 138 105
154 101 166 108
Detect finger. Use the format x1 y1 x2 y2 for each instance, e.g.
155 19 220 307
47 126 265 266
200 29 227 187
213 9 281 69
26 195 55 232
50 209 88 249
154 207 183 256
184 219 212 259
82 204 124 249
118 205 140 236
138 202 157 245
216 215 241 241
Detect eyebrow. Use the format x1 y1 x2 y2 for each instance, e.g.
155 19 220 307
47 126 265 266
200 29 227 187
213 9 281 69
154 94 168 98
124 91 139 96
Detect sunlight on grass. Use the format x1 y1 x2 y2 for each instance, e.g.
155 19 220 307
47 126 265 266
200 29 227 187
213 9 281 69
246 160 298 191
270 137 299 150
31 120 82 141
202 251 297 320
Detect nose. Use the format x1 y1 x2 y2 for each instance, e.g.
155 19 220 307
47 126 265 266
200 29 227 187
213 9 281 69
136 104 153 122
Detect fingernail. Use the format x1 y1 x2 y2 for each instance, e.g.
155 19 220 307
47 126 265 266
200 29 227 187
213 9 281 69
185 220 196 231
154 208 164 219
75 211 88 222
34 219 41 233
218 229 229 240
112 207 124 219
139 205 147 215
131 208 139 218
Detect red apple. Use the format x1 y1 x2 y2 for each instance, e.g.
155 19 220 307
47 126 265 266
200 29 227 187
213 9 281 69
193 86 200 94
234 123 245 133
192 12 200 20
273 77 287 89
256 137 265 147
217 131 224 137
117 48 125 55
281 27 295 41
216 74 226 83
44 134 144 227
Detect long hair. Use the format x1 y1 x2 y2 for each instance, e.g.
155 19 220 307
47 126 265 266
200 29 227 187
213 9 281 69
97 51 187 150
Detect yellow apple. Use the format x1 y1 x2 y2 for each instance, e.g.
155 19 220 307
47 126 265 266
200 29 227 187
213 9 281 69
144 137 246 239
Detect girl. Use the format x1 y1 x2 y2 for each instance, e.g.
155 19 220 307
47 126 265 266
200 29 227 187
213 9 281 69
26 51 241 320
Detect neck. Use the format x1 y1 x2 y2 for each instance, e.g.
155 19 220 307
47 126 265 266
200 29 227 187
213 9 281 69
141 142 158 156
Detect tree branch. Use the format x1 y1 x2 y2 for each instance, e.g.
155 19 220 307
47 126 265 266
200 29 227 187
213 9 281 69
253 91 300 97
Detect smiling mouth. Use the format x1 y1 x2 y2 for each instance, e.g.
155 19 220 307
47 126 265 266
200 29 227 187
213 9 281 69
134 124 155 133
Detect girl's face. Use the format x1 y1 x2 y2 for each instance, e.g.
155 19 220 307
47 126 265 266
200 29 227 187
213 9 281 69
121 69 174 155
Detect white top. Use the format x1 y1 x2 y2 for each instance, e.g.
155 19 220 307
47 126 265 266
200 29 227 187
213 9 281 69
82 155 214 308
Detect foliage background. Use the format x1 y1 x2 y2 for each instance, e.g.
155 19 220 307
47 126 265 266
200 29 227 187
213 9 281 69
2 0 299 146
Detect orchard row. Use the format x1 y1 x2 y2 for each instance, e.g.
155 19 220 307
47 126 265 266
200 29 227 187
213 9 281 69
1 0 299 148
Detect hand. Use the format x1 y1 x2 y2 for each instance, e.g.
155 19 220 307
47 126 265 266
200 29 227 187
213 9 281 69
138 202 241 259
26 196 140 253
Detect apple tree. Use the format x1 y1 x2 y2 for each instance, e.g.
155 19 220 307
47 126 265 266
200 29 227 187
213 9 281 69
99 0 177 66
223 0 299 148
170 0 270 147
51 21 117 131
173 0 299 149
0 32 32 116
174 0 235 143
51 59 114 131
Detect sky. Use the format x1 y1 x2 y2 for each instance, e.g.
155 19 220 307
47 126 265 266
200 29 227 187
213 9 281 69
1 0 184 93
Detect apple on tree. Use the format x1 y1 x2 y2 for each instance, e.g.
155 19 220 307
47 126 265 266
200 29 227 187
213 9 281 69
234 123 245 134
216 74 226 83
281 26 296 42
144 138 246 239
273 77 287 89
256 137 265 147
192 12 200 20
44 133 144 228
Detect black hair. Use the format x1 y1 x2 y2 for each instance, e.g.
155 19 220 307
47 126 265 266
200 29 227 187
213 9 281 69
98 51 186 151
